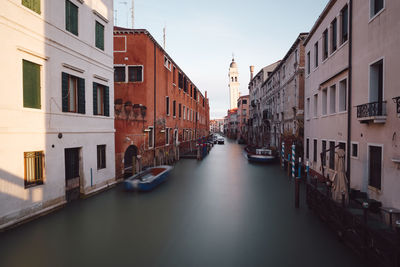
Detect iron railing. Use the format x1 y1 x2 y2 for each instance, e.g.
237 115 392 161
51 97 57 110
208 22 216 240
356 101 387 118
306 180 400 267
393 97 400 115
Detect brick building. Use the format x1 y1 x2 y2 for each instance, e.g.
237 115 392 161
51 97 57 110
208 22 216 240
237 95 249 142
113 27 210 179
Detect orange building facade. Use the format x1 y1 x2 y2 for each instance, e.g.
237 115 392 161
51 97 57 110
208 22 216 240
113 27 210 179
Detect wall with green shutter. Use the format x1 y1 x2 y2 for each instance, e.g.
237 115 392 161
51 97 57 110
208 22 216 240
22 0 41 14
66 0 78 36
23 60 41 109
95 21 104 50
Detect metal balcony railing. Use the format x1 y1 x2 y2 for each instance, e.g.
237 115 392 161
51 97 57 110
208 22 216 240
356 101 387 118
393 96 400 115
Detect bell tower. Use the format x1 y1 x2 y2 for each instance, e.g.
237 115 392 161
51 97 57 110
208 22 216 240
228 56 240 109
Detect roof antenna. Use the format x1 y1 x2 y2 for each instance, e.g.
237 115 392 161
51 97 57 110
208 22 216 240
131 0 134 29
163 24 166 50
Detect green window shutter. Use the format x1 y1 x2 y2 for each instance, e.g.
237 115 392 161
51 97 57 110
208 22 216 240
78 77 85 114
93 83 97 115
23 60 41 109
22 0 41 14
95 21 104 50
62 72 69 112
66 0 78 35
104 86 109 117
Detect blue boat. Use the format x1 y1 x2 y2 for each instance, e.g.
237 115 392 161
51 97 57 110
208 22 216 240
246 147 276 163
123 165 173 191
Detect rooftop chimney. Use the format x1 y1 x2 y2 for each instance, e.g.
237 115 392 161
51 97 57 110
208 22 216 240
250 65 254 81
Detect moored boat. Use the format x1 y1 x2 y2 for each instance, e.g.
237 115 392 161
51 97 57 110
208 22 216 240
124 165 173 191
245 146 276 163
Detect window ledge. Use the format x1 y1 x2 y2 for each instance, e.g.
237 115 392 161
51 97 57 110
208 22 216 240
357 115 387 124
369 8 385 24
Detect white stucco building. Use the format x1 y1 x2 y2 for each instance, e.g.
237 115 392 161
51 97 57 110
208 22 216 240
304 0 350 179
228 58 240 109
0 0 115 229
350 0 400 209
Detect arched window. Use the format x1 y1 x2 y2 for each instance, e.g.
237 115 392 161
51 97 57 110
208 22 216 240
235 77 237 82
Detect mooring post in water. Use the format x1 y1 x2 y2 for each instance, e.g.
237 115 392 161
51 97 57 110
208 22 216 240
295 176 300 209
291 144 295 179
90 168 93 187
281 142 285 169
298 157 302 178
306 161 310 183
287 154 291 176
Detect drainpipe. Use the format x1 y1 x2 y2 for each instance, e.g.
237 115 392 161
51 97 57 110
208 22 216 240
346 0 353 186
154 43 157 166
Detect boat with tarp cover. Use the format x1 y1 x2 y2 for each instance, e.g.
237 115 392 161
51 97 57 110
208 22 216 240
123 165 173 191
245 146 276 163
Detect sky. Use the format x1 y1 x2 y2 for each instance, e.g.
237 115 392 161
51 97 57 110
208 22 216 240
114 0 330 119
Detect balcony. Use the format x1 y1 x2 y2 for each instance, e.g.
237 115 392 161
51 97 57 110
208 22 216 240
356 101 387 124
393 96 400 118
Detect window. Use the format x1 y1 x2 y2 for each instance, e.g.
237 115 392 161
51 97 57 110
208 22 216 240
368 145 382 190
307 52 310 74
95 21 104 50
128 66 143 82
183 76 188 93
93 82 109 116
164 56 171 70
339 79 347 112
313 94 318 117
370 0 384 18
369 59 384 106
114 66 125 82
330 85 336 114
178 72 183 89
306 98 310 119
329 141 335 169
187 107 189 120
62 72 85 114
313 139 318 162
322 140 327 166
166 128 170 145
322 88 327 115
166 96 170 116
179 103 182 118
148 127 154 148
24 151 44 188
23 60 41 109
183 105 186 119
341 5 349 44
242 99 247 104
351 143 358 158
314 42 319 68
22 0 40 14
97 145 106 169
306 138 309 159
173 66 176 84
173 100 176 117
323 29 328 60
65 0 78 36
331 18 337 52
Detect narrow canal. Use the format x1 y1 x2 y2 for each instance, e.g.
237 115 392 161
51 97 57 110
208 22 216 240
0 139 363 267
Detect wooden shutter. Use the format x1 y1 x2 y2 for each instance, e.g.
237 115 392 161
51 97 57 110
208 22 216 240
93 83 97 115
96 22 104 50
104 86 109 116
23 60 41 109
369 146 382 190
78 77 85 114
62 72 69 112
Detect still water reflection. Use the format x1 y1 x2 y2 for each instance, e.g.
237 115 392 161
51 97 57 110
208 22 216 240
0 139 363 267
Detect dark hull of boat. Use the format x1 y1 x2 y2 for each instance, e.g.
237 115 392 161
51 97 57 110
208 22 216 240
247 154 276 163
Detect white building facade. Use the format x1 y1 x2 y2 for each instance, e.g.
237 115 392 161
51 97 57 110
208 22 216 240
304 0 350 179
0 0 115 229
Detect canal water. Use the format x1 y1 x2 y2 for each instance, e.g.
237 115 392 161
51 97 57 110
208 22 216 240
0 139 363 267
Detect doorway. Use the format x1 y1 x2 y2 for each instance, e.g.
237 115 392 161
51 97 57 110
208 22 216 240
124 145 138 178
65 147 81 202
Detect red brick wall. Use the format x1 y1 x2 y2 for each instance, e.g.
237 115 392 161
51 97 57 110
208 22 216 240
114 30 210 178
